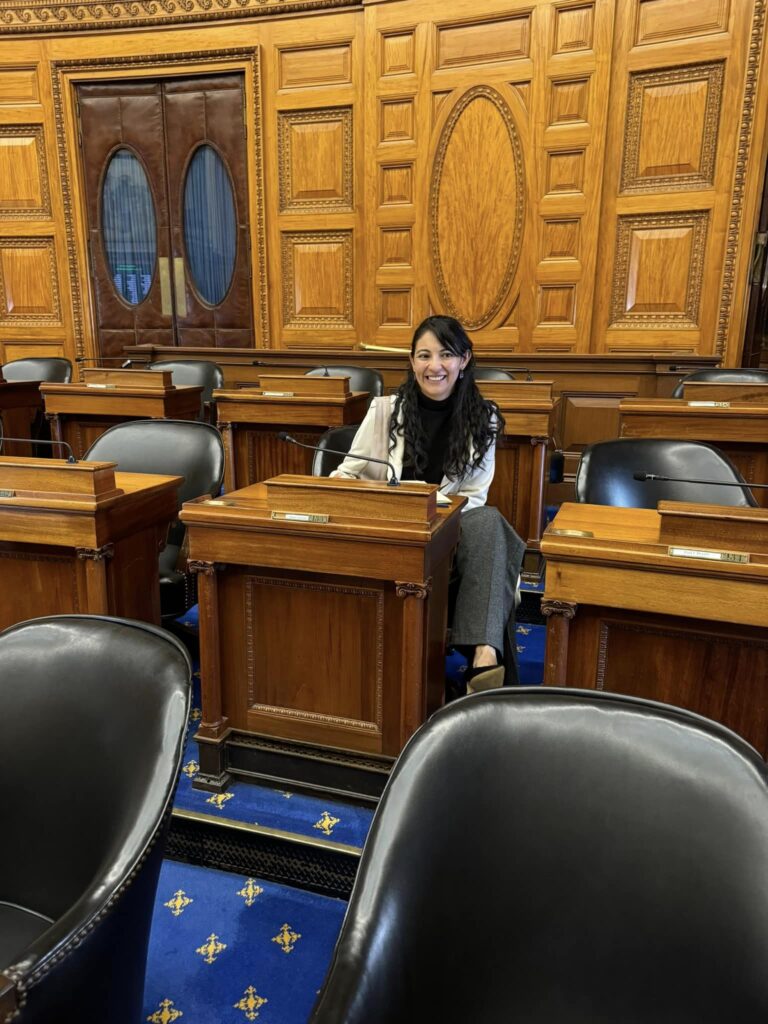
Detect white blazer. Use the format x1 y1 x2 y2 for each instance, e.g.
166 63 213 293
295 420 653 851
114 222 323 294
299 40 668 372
330 395 495 511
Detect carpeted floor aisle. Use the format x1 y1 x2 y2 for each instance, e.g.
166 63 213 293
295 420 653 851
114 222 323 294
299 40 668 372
144 860 346 1024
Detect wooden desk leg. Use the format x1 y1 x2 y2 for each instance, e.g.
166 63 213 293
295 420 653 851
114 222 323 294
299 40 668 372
528 437 548 547
396 579 431 746
46 413 63 451
76 544 114 612
221 423 236 493
541 599 577 686
190 560 231 792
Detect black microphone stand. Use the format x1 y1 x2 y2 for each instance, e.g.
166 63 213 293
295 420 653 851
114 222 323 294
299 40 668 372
278 431 400 486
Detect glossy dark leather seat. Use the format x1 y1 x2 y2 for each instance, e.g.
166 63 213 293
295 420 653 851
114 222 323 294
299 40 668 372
148 359 224 419
1 357 72 383
84 420 225 618
473 366 514 380
671 367 768 397
305 365 384 410
311 688 768 1023
311 424 360 477
576 438 758 508
0 615 191 1024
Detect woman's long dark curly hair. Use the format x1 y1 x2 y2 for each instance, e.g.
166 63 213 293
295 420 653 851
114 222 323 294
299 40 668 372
389 315 504 480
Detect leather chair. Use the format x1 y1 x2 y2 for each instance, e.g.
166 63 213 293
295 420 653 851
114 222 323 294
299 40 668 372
148 359 224 420
671 367 768 398
84 419 225 619
0 615 191 1024
311 688 768 1023
305 365 384 410
311 424 360 477
1 357 72 383
473 366 514 380
575 438 758 508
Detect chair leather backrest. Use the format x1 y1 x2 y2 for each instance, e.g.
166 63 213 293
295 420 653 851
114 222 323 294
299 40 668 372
305 365 384 403
149 360 224 405
311 424 360 477
575 438 758 508
83 419 224 506
473 367 514 380
671 368 768 398
1 357 72 383
311 689 768 1023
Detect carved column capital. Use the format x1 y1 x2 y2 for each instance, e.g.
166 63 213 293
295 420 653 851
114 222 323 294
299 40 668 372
541 599 577 619
395 579 432 599
76 543 114 562
189 560 224 575
530 435 549 447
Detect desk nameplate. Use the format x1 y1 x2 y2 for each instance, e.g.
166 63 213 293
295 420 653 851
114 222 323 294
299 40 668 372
668 545 749 564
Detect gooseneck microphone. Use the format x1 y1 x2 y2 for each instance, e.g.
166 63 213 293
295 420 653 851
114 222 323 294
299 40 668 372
0 437 77 462
278 431 400 487
632 471 768 489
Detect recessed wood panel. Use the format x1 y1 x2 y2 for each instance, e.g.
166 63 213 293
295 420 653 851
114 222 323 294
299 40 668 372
381 31 415 76
0 127 49 218
380 163 413 205
510 82 531 110
436 14 531 69
278 44 352 90
542 219 581 260
0 68 39 105
281 231 353 329
549 78 590 126
622 63 724 193
278 107 352 212
538 285 576 325
546 150 586 194
432 91 451 126
379 227 412 268
636 0 730 46
0 550 79 631
610 212 709 327
430 85 525 330
553 4 595 54
379 288 412 327
380 98 415 144
0 238 60 322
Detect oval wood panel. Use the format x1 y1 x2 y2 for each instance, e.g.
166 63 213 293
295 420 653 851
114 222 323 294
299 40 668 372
429 84 525 330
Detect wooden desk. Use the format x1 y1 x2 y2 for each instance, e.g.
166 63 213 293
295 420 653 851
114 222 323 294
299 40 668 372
619 397 768 508
0 380 43 458
41 368 202 459
215 375 369 491
541 501 768 755
0 456 181 630
181 474 463 798
479 380 558 570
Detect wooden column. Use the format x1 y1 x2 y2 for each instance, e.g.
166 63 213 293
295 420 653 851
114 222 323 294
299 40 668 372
76 543 114 612
190 559 231 791
396 579 431 745
541 599 577 686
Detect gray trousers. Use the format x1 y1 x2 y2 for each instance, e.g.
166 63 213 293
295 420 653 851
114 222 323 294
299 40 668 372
450 506 526 686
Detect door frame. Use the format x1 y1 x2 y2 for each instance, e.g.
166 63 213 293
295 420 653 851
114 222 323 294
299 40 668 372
51 48 269 369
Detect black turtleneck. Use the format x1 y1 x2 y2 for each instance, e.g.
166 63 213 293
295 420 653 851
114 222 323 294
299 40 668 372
401 391 454 484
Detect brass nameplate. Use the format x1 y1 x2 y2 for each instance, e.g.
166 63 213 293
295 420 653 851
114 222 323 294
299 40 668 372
261 391 295 398
271 511 329 524
686 401 731 408
668 546 749 564
547 528 594 538
0 489 15 497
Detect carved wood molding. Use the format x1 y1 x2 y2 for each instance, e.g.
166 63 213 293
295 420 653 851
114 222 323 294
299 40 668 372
395 579 432 599
0 0 356 34
50 48 268 360
188 560 224 575
75 543 114 561
0 125 51 219
278 107 353 213
281 229 353 329
0 237 61 324
541 598 577 619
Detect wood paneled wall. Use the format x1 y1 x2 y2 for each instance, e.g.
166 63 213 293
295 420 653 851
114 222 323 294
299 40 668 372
0 0 766 368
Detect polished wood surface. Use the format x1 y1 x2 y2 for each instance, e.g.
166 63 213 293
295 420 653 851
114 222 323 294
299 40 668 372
181 476 463 785
215 389 369 491
0 380 43 458
0 456 181 629
682 381 768 403
619 396 768 508
541 501 768 754
41 381 203 459
1 1 766 370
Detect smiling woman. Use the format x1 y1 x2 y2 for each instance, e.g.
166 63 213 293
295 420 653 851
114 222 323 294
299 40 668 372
331 315 525 690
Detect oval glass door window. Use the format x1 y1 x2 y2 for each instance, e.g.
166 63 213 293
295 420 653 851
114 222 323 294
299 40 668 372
183 145 236 307
102 148 157 305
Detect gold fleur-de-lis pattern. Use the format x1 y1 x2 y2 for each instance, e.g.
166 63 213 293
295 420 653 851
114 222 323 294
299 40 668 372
189 707 202 722
182 760 199 779
195 933 227 964
271 922 301 954
313 811 340 836
517 625 531 635
164 889 193 917
237 878 264 907
147 998 183 1023
234 985 268 1021
206 792 234 811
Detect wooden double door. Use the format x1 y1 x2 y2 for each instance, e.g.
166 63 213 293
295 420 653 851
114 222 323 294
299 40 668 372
78 74 253 357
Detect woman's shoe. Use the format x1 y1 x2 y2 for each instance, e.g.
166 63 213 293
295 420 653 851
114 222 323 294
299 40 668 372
465 663 505 694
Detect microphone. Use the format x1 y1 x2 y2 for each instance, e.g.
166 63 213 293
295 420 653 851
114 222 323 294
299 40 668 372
278 431 400 486
632 471 768 489
76 357 134 368
1 437 76 462
511 367 534 381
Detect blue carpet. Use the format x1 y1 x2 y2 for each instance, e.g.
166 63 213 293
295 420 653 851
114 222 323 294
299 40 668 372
144 860 345 1024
